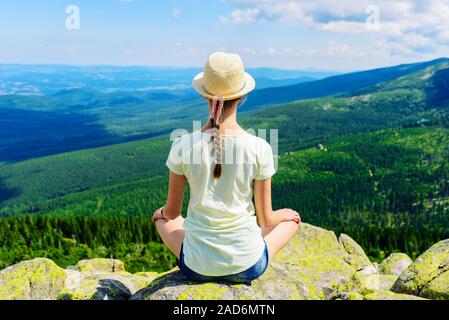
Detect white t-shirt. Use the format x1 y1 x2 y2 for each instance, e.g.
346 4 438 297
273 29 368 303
166 130 276 276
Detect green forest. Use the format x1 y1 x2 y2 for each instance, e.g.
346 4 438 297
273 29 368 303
1 126 448 271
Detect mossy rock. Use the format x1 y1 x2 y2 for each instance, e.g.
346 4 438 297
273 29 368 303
357 264 378 276
58 270 154 300
337 292 364 300
419 271 449 300
0 258 66 300
131 263 318 300
338 233 372 271
76 258 125 273
364 291 427 300
358 274 398 292
131 267 260 300
134 271 160 279
131 224 364 300
275 223 348 262
392 239 449 296
273 224 364 298
378 253 412 276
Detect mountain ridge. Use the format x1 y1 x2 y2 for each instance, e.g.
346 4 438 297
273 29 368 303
244 57 449 111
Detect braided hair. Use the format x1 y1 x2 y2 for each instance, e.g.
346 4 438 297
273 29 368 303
209 96 224 178
208 96 246 179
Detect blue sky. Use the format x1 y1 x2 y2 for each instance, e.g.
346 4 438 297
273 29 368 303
1 0 448 71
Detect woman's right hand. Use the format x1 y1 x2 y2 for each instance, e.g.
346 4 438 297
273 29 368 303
278 209 301 224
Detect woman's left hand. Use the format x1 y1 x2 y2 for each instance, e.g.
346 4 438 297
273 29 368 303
152 207 166 223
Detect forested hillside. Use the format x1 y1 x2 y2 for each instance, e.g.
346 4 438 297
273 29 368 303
1 127 447 271
243 58 449 110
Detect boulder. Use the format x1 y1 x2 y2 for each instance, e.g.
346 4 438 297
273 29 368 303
337 292 364 300
134 271 160 279
358 274 398 292
58 270 154 300
338 233 372 270
4 224 445 300
0 258 66 300
392 239 449 297
75 258 125 273
419 271 449 300
378 253 412 276
364 291 427 300
131 223 364 300
357 264 378 276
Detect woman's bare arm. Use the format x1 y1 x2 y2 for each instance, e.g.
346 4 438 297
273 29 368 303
162 171 187 219
254 178 300 227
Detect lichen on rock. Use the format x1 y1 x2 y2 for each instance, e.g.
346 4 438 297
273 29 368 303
378 253 412 276
338 233 372 271
58 269 154 300
358 274 398 292
1 224 447 300
391 239 449 297
419 271 449 300
75 258 125 273
364 291 427 300
0 258 66 300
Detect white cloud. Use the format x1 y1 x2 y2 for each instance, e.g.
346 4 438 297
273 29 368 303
220 0 449 59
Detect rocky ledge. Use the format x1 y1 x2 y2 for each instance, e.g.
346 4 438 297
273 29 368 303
0 223 448 300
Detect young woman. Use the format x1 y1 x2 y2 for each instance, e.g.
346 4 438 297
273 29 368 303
152 52 300 283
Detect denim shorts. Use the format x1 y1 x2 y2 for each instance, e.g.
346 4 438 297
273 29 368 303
176 240 269 284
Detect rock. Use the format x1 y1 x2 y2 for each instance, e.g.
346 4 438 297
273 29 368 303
58 270 154 300
364 291 427 300
6 224 445 300
419 271 449 300
75 258 125 273
131 268 259 300
0 258 66 300
338 233 372 270
392 239 449 297
378 253 412 276
131 223 364 300
358 274 398 292
357 264 378 276
338 292 364 300
134 271 160 279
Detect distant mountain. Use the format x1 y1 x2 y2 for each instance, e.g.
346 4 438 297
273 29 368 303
246 68 338 80
244 58 449 110
0 64 336 162
352 59 449 107
0 64 333 96
253 77 316 89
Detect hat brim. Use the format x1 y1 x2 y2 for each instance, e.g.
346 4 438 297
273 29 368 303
192 72 256 101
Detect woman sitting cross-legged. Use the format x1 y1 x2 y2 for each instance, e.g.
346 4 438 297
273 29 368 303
152 52 301 283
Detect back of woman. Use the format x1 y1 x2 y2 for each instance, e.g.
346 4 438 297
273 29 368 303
152 51 300 284
167 130 275 276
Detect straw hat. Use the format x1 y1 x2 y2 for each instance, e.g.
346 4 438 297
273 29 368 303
192 52 256 101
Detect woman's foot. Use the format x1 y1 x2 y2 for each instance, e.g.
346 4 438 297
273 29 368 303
152 206 167 223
